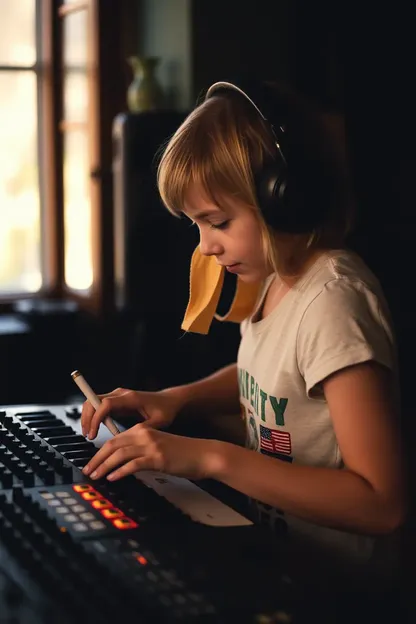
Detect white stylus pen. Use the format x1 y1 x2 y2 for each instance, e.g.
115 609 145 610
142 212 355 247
71 370 120 437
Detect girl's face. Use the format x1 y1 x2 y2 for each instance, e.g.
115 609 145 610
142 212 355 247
183 186 271 283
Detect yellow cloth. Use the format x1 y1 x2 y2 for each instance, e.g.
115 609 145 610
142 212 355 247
181 246 261 334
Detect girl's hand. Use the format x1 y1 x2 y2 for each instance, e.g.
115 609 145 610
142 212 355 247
81 424 224 482
80 387 185 440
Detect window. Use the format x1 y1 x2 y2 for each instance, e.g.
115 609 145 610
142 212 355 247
0 0 136 314
61 3 93 291
0 0 41 294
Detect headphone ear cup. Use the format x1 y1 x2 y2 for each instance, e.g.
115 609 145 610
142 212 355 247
257 164 316 234
255 163 288 229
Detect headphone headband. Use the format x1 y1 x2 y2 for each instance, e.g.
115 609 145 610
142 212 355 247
206 81 287 166
203 79 327 234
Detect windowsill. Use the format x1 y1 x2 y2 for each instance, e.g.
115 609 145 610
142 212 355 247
0 314 31 336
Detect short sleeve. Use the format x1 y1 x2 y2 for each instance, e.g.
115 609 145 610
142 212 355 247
297 279 395 396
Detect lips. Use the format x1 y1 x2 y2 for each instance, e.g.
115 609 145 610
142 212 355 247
217 262 242 272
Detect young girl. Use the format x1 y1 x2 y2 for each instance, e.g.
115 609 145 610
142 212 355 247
81 79 406 582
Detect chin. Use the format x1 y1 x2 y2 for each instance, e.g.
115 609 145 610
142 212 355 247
237 272 261 283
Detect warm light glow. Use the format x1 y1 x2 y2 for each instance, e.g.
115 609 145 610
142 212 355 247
0 2 94 294
113 518 139 530
63 132 93 291
92 499 112 510
100 508 124 519
73 484 93 492
63 9 93 291
81 491 102 501
0 69 41 293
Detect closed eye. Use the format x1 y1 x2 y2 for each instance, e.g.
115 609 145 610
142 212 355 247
210 220 230 230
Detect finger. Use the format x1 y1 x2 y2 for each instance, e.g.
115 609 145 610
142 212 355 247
82 427 144 474
98 387 129 400
88 395 128 439
106 457 152 482
85 445 140 480
145 413 167 429
80 388 125 437
88 391 143 439
87 398 113 440
80 400 96 437
82 431 127 472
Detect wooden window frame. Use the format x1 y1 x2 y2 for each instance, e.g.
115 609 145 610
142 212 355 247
0 0 137 318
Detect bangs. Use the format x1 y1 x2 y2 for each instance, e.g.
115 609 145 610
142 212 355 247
157 95 272 216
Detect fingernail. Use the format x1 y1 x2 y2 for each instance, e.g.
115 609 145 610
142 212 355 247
90 470 98 479
83 465 91 474
107 472 116 481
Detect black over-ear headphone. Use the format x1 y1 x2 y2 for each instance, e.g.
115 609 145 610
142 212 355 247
205 80 327 234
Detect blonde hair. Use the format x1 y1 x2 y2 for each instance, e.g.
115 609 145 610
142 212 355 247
157 85 355 276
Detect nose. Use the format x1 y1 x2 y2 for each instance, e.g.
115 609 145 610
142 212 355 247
199 228 224 257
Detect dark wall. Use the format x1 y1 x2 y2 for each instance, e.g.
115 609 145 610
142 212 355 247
342 10 415 406
191 0 293 97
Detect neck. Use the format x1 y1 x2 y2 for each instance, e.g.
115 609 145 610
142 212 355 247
276 248 327 287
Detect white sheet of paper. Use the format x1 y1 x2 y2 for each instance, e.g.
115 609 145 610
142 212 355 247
135 471 253 527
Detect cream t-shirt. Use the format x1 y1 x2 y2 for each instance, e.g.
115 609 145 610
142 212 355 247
238 249 399 568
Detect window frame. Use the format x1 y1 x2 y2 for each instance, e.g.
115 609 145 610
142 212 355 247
0 0 137 317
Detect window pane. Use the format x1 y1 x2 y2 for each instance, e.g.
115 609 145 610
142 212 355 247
63 9 89 123
64 70 88 123
63 9 88 68
0 71 41 293
0 0 36 66
63 130 93 291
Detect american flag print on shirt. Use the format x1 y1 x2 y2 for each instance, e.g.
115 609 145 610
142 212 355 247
260 425 292 458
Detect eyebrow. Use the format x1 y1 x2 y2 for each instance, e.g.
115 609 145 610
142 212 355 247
187 210 225 221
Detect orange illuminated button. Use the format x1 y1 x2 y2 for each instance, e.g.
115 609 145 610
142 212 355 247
112 517 138 530
101 508 124 519
92 499 112 510
81 491 102 501
135 554 148 565
73 484 93 493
